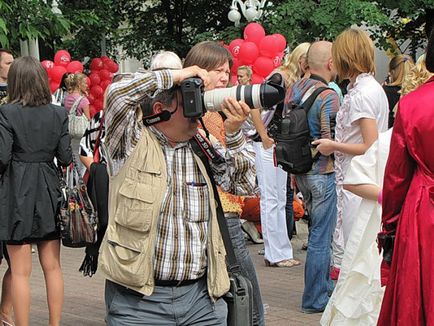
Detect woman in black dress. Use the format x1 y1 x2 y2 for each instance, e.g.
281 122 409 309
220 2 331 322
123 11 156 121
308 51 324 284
0 56 72 326
382 54 414 128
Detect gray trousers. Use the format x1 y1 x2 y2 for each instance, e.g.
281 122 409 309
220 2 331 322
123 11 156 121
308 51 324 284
105 278 227 325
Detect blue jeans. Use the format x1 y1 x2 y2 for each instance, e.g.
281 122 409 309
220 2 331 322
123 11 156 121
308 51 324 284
226 215 265 326
295 173 337 311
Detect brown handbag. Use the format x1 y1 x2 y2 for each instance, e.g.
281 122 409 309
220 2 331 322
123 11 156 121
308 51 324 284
58 159 98 248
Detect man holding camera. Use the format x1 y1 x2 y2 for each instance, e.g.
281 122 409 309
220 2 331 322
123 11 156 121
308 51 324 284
99 64 256 325
285 41 339 313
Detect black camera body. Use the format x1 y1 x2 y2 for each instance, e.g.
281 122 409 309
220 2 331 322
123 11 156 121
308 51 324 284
180 75 286 119
181 78 205 118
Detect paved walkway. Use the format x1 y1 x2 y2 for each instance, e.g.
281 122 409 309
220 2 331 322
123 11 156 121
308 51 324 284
0 221 322 325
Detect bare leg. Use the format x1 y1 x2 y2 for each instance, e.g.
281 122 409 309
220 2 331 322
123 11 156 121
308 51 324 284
37 240 63 326
6 244 32 326
0 267 14 325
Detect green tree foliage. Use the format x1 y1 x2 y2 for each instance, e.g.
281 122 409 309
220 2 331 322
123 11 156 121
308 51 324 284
0 0 70 53
260 0 391 49
114 0 236 60
376 0 434 56
58 0 123 59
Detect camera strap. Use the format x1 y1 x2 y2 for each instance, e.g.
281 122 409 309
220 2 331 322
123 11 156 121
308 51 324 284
192 132 225 165
142 110 173 126
189 136 241 275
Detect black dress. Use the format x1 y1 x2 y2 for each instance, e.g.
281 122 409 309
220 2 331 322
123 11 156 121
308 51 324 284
382 85 401 128
0 103 72 243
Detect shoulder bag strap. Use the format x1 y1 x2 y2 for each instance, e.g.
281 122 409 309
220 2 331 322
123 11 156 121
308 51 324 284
189 136 241 274
70 96 84 116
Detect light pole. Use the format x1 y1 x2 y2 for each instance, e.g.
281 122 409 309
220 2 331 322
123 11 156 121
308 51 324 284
227 0 268 26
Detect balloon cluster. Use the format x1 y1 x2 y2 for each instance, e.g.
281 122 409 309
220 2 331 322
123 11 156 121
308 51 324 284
41 50 84 93
40 50 119 116
87 56 119 114
227 23 286 84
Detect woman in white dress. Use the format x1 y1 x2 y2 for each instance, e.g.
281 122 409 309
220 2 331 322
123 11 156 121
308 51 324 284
320 129 391 325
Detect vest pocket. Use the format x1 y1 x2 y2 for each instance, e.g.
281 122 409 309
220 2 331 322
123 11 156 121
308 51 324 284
104 238 148 287
115 178 154 231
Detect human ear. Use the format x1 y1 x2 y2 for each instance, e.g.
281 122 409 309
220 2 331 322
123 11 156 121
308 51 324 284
152 101 165 114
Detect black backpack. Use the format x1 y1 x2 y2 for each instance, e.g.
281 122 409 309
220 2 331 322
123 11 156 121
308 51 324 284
269 87 330 174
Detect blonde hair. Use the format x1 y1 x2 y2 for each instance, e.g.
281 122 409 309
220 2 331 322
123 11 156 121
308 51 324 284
280 42 311 86
388 54 414 86
65 73 87 93
401 54 434 96
332 28 375 78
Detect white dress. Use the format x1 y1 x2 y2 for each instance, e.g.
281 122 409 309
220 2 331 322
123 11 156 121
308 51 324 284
332 73 388 267
321 129 392 325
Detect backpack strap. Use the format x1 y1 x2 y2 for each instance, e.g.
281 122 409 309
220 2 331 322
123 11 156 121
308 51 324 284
301 86 331 113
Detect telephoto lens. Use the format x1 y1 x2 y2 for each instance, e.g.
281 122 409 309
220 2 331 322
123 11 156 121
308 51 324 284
203 80 285 112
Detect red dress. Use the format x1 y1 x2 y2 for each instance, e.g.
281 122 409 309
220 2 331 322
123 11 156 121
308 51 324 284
378 77 434 325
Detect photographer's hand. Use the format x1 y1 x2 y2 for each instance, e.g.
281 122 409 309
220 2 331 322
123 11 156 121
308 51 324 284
221 98 250 135
172 66 210 88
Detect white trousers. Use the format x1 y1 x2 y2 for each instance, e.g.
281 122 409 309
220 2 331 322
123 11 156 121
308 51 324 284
253 142 293 263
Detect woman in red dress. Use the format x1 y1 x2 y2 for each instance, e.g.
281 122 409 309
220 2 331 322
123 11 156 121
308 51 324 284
378 30 434 325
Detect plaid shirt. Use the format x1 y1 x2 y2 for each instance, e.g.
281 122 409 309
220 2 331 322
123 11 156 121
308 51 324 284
104 70 256 280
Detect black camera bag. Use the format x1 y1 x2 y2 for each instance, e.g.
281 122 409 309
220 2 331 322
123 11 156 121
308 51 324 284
270 87 330 174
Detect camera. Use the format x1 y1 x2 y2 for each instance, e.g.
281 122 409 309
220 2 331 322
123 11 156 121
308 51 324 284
181 75 286 118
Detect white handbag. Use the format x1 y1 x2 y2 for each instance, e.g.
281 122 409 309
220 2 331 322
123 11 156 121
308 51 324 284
68 96 89 139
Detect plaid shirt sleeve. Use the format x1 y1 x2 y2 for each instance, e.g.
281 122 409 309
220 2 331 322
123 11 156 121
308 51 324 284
104 70 173 162
210 130 257 196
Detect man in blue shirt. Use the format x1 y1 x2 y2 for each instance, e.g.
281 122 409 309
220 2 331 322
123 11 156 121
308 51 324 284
285 41 339 313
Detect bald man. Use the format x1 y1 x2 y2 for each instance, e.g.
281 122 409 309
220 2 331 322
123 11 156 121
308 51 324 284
284 41 340 313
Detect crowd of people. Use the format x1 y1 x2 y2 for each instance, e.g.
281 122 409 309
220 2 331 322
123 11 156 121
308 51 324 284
0 23 433 326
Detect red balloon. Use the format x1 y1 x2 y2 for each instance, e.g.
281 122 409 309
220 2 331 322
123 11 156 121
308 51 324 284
229 39 244 58
238 42 259 65
41 60 54 71
87 93 95 104
273 52 284 68
230 57 241 75
49 81 60 94
243 23 266 45
100 56 110 63
253 56 274 77
108 61 119 73
93 98 104 111
99 69 111 81
86 76 91 88
89 105 98 118
50 65 67 83
90 58 104 71
259 35 279 58
90 85 104 98
54 50 71 67
251 73 264 84
88 73 101 86
66 60 84 73
100 79 111 91
272 34 287 52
